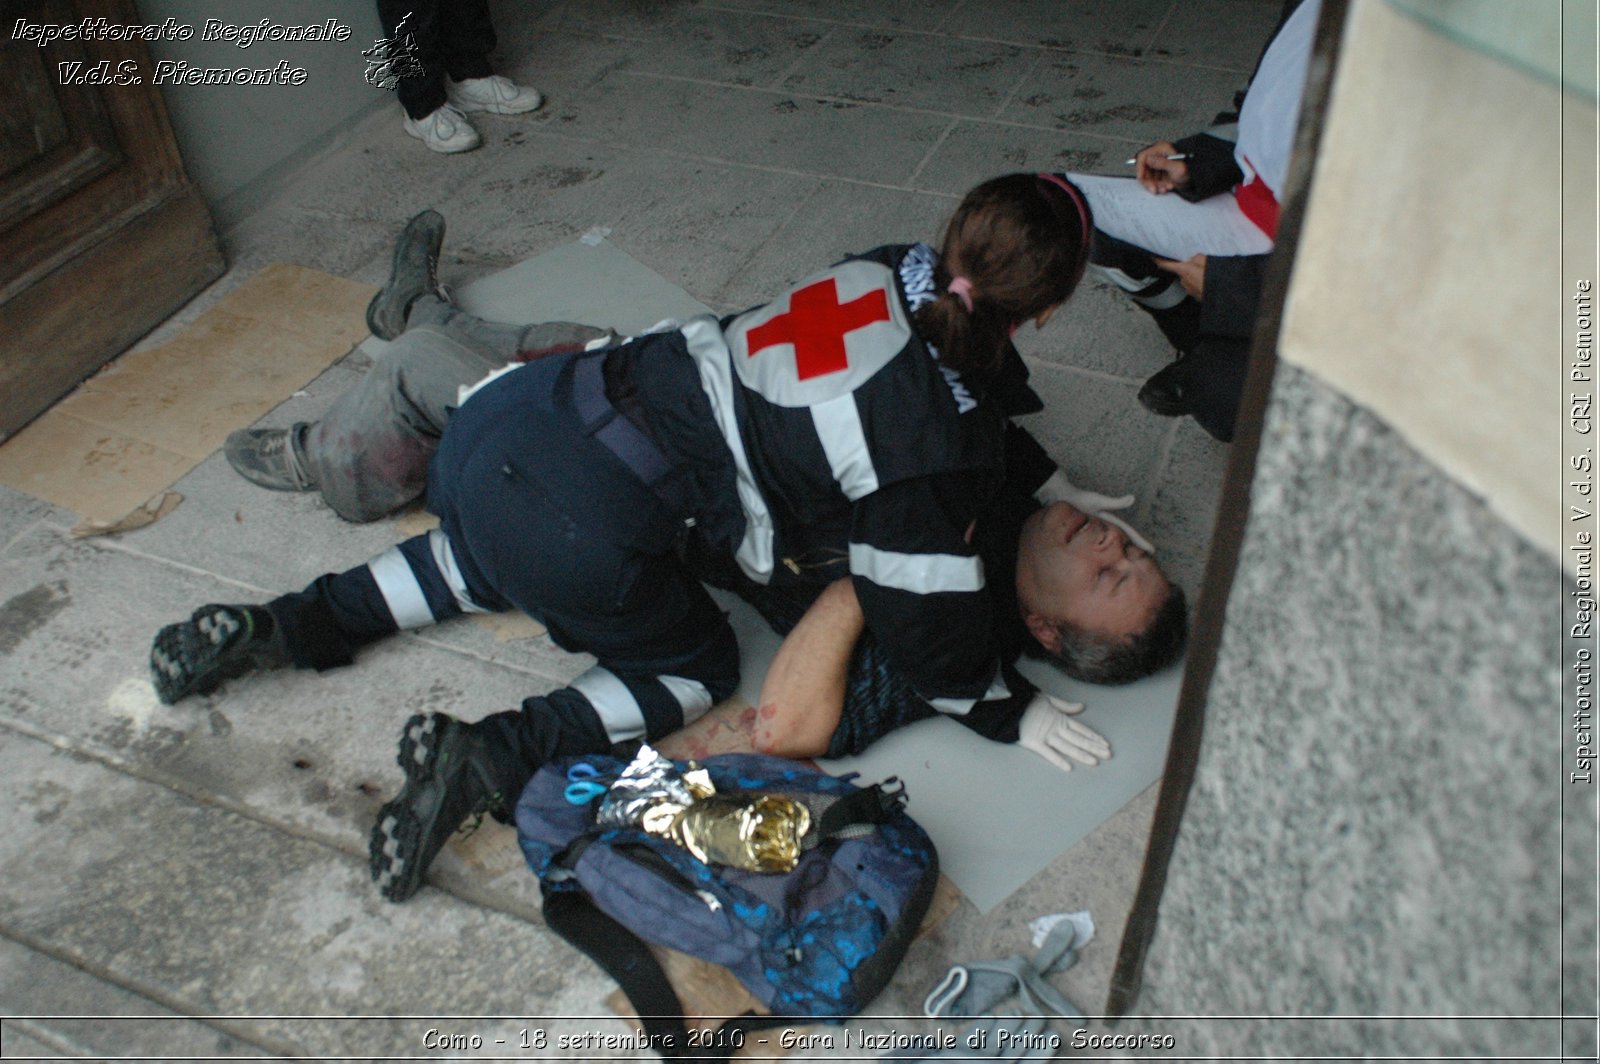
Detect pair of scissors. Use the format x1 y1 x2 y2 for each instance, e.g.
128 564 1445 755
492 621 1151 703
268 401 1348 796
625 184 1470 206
564 761 610 805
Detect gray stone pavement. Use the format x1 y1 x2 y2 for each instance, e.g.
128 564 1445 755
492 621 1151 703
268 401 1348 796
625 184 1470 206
0 1 1281 1058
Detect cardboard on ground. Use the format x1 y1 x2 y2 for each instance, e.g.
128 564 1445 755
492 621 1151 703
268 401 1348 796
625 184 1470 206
0 264 374 525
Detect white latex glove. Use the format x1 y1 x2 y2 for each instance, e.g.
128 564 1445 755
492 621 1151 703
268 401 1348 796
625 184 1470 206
1033 470 1155 554
1018 693 1112 772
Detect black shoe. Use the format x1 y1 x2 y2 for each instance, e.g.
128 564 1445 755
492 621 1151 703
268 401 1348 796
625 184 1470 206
1138 358 1194 417
365 210 446 341
369 713 507 903
150 604 288 704
224 424 316 492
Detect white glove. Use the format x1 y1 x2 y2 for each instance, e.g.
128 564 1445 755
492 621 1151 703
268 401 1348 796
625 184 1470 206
1033 470 1155 554
1018 693 1112 772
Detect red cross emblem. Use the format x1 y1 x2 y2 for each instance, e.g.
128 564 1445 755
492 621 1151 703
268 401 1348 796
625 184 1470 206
746 277 891 381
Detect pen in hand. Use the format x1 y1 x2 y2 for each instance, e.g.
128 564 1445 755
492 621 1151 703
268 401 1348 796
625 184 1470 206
1126 153 1189 165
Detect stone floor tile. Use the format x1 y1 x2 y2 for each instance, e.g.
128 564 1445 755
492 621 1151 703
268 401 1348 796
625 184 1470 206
910 118 1137 196
0 937 265 1059
1149 0 1288 73
712 181 956 308
0 484 60 552
702 0 967 32
956 0 1176 55
437 139 819 302
1019 360 1179 501
218 207 398 281
0 731 612 1056
1017 276 1180 381
1001 50 1248 143
1141 415 1233 593
780 27 1034 116
530 69 953 185
558 1 830 88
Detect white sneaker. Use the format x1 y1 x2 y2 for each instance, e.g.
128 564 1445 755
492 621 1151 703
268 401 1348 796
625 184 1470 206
446 74 543 115
404 104 481 154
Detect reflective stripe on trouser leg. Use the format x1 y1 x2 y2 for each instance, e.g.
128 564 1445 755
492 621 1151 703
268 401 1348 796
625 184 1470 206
569 666 714 744
367 528 495 630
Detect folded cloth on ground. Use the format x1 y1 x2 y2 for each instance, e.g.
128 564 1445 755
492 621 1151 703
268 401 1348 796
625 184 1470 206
888 919 1085 1061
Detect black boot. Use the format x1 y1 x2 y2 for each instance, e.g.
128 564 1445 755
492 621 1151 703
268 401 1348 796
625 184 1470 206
1139 340 1247 443
369 713 510 903
1138 356 1195 417
150 604 288 704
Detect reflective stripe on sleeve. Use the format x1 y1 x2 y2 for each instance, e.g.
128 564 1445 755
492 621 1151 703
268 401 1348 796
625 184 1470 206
682 314 775 584
926 667 1012 717
848 542 985 595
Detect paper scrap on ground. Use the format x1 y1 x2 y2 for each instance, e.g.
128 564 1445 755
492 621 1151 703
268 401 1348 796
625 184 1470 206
70 491 183 539
1070 172 1275 261
0 264 373 525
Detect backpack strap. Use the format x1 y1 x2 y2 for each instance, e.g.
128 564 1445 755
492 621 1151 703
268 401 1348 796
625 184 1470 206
815 776 906 839
543 889 790 1062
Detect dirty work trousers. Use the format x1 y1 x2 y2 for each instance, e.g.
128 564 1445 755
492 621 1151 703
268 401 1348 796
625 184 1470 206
300 295 610 523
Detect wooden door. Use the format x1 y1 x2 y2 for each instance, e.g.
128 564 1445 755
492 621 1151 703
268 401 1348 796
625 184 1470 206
0 0 225 439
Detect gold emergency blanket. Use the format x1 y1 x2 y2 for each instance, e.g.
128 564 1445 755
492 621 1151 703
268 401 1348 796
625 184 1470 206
596 745 812 872
666 793 812 873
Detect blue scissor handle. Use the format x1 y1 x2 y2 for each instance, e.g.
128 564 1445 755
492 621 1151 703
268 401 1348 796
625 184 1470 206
564 762 610 804
564 779 608 805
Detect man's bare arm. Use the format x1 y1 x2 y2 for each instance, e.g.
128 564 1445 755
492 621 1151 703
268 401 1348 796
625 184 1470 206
751 578 863 759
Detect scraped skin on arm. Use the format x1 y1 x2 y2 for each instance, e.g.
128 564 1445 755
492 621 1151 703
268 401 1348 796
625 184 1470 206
657 700 760 761
751 578 864 759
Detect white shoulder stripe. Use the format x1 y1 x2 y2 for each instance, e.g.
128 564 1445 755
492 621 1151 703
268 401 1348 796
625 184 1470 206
810 393 879 501
682 314 776 585
848 542 984 595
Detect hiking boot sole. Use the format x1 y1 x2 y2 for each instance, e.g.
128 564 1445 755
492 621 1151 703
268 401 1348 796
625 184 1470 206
369 713 445 902
149 605 283 705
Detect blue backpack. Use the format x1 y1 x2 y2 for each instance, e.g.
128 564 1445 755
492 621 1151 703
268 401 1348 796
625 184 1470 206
516 752 939 1059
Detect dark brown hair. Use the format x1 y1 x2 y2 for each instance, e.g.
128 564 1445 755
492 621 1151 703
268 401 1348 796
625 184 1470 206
914 173 1092 378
